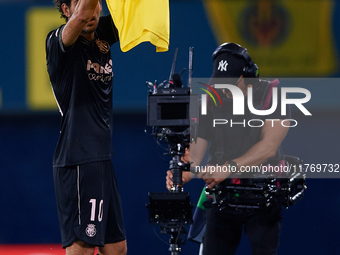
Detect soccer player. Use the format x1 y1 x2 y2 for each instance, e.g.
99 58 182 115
46 0 126 254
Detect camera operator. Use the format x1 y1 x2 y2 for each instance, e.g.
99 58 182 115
166 42 291 255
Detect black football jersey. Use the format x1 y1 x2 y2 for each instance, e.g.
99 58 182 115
46 15 119 167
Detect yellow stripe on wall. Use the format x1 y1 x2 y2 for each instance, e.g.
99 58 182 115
26 7 62 110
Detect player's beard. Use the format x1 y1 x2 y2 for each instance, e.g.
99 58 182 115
82 22 98 35
81 16 100 35
82 26 96 35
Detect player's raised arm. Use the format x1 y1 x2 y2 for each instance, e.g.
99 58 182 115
60 0 102 47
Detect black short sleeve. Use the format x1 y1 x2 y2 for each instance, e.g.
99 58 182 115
96 15 119 46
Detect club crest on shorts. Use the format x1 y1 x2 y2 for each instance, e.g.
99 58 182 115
86 224 97 237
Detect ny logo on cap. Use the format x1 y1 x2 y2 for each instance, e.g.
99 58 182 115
218 60 228 72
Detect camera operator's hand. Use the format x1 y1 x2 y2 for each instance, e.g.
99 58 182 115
164 147 192 191
166 138 209 190
197 164 232 189
181 147 190 163
166 170 192 191
201 176 227 189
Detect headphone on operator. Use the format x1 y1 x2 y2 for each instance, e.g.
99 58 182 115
212 42 259 78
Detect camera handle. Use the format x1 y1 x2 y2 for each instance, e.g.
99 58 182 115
168 143 189 193
165 142 191 254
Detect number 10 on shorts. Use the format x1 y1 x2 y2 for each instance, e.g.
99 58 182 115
89 199 104 222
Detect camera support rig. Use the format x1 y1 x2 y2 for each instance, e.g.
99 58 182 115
146 127 194 254
146 48 196 254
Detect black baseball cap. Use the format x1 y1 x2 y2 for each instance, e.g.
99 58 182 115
210 51 247 82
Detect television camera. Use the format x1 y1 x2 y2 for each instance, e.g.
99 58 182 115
145 48 197 255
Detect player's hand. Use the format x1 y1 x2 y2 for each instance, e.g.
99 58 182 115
166 170 192 191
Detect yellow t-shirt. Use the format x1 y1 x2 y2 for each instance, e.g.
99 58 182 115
106 0 170 52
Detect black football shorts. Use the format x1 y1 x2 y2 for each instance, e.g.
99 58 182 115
53 160 126 248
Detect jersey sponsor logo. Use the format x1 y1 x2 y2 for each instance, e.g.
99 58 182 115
95 39 110 54
87 59 113 82
86 224 97 237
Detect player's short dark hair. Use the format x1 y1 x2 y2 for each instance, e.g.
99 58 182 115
53 0 72 21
